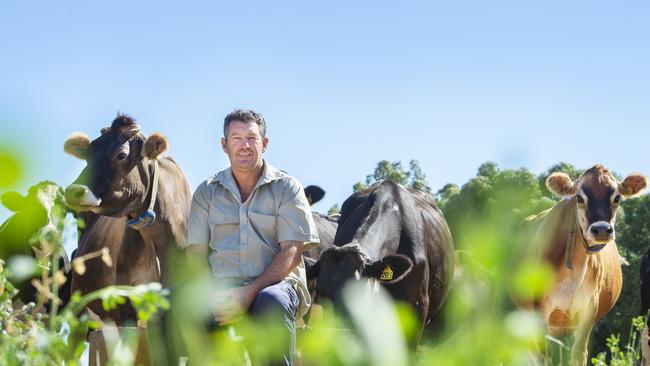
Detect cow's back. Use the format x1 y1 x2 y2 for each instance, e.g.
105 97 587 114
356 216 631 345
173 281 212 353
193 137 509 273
416 194 455 317
305 212 338 260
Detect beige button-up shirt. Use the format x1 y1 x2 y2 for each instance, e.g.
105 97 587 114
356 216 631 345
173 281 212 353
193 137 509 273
187 161 320 318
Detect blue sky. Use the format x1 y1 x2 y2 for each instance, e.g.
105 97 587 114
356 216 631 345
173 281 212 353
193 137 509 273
1 1 649 225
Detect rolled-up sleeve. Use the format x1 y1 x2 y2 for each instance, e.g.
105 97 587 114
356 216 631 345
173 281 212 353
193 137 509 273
277 179 320 247
187 181 211 247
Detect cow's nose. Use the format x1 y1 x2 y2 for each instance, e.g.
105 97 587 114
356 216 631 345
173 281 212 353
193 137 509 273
65 185 88 201
590 222 613 237
65 184 101 207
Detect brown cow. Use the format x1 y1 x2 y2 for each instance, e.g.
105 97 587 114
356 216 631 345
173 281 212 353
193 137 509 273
63 114 191 323
518 165 647 365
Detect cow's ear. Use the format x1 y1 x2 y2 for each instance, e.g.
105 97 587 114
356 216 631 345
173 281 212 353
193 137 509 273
304 185 325 205
306 258 320 281
363 254 413 283
620 174 648 198
64 132 91 160
546 172 576 197
1 191 26 212
143 132 169 160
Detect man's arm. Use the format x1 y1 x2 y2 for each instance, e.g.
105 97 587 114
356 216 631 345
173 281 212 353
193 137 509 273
213 240 303 323
185 181 212 275
249 240 304 294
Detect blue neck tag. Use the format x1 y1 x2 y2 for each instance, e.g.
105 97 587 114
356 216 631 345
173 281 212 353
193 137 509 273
127 209 156 230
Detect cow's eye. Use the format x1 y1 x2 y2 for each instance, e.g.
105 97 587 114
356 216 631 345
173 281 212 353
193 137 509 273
576 195 585 204
613 194 622 205
116 152 128 161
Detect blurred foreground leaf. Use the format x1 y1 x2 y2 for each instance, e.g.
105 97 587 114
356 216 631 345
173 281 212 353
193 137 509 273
0 149 22 187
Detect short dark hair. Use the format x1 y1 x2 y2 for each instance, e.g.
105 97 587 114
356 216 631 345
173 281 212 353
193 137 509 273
223 109 267 138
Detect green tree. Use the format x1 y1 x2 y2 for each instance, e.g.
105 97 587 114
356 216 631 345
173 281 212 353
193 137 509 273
477 161 498 179
354 160 432 194
328 204 341 215
438 162 554 246
435 183 460 208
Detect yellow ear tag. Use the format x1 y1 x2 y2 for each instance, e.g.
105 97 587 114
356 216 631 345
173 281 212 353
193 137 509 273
380 265 394 281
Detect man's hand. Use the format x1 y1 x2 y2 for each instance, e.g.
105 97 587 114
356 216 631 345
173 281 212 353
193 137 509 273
213 285 258 324
212 241 303 324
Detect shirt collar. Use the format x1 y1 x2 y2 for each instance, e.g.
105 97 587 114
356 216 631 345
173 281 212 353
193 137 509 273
209 160 284 199
254 160 284 189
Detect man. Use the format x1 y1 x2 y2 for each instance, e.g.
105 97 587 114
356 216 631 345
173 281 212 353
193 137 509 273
187 109 319 365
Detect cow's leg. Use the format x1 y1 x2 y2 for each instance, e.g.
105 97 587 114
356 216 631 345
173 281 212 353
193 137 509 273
642 320 650 366
571 308 597 366
414 261 432 347
153 239 172 286
571 328 591 365
414 294 429 347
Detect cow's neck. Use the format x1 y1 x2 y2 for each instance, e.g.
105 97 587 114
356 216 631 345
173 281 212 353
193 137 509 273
128 159 190 284
133 217 167 279
535 199 572 266
540 199 591 271
126 160 159 230
136 217 169 246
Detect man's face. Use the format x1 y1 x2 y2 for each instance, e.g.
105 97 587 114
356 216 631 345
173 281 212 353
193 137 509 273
221 120 268 173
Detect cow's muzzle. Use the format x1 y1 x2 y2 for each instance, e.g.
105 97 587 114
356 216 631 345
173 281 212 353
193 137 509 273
65 184 102 210
586 243 607 253
588 221 614 244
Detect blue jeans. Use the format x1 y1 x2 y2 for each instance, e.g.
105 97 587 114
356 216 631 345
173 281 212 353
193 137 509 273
248 281 300 366
160 281 300 366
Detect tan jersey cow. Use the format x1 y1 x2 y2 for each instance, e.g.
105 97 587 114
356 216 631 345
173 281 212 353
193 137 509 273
518 165 647 365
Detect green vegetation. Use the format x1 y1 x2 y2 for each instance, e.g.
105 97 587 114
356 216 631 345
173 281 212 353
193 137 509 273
1 159 648 365
591 316 644 366
0 184 169 365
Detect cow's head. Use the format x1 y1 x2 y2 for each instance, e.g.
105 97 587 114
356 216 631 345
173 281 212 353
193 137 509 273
63 114 168 217
306 243 413 304
546 165 647 251
1 181 66 259
304 185 325 206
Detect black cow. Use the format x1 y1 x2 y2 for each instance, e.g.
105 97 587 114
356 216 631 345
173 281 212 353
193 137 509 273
302 185 338 261
306 180 454 345
300 185 339 319
0 181 72 309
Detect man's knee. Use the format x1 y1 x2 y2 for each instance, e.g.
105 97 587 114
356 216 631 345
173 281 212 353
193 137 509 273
250 282 298 318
